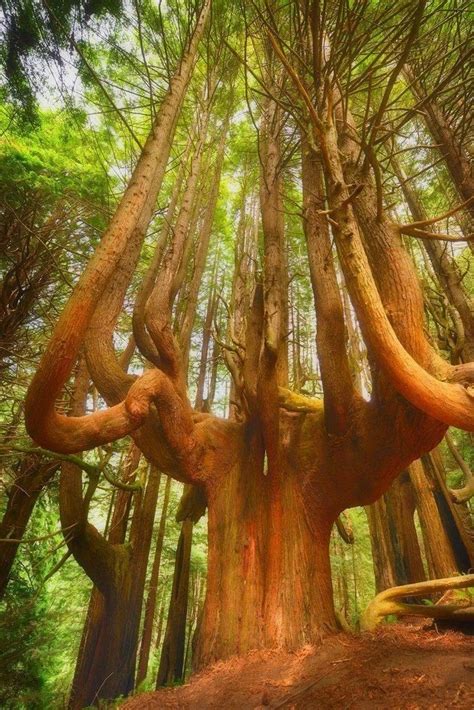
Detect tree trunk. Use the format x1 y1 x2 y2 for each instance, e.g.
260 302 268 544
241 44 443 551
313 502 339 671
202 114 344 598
156 517 194 686
408 459 458 578
422 450 474 571
0 456 57 597
67 460 160 708
194 425 336 669
136 474 171 686
366 472 426 592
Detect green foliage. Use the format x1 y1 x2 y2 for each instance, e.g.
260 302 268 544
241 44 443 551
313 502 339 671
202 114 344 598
331 508 376 628
0 0 123 121
0 108 110 211
0 490 91 709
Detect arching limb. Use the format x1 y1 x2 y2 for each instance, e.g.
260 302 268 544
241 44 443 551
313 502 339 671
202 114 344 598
361 574 474 631
24 0 212 453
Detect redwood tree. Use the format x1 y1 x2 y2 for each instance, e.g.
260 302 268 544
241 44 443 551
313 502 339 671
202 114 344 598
23 0 474 679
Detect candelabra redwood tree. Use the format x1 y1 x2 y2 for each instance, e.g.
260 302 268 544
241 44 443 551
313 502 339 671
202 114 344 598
24 0 474 675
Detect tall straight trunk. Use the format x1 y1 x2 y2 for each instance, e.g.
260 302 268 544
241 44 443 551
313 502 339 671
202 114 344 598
156 517 194 686
179 115 229 370
366 473 425 592
404 65 474 221
194 286 217 411
301 136 355 433
408 459 458 578
392 155 474 361
154 601 166 656
136 474 171 687
183 572 202 676
365 501 399 592
421 450 474 570
0 457 57 597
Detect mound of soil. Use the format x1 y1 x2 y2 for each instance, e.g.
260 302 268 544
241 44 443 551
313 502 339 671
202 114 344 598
122 625 473 709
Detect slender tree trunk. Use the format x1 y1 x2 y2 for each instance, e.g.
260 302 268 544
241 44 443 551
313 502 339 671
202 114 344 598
404 65 474 221
154 601 166 656
156 517 194 686
366 473 426 592
136 474 171 686
365 500 398 593
422 450 474 570
0 457 57 597
408 459 458 578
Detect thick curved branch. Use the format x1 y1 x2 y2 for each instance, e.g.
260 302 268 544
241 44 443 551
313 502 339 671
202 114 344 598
321 121 474 430
361 574 474 631
24 0 212 453
85 205 143 404
145 100 211 388
133 148 189 367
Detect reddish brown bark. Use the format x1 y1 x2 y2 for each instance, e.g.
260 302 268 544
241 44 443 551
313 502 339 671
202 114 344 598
24 0 212 454
66 457 160 708
301 136 356 434
408 459 459 579
0 455 57 597
366 473 426 592
136 474 171 687
422 450 474 570
404 65 474 220
194 422 337 668
156 486 206 686
23 2 474 685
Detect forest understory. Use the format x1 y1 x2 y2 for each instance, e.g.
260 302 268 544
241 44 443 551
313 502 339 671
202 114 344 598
123 625 474 709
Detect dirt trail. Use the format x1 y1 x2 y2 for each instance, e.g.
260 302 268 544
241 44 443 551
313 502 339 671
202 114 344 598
122 626 473 709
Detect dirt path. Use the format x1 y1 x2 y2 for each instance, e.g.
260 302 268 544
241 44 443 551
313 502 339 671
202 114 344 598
122 626 473 709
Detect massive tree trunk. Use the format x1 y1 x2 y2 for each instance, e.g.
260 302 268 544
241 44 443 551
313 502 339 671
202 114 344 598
194 422 336 669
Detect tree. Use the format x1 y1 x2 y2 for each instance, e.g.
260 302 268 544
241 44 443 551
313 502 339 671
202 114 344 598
0 0 124 120
22 0 474 678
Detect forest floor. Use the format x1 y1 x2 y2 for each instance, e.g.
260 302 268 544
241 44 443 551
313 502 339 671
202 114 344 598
122 624 474 709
